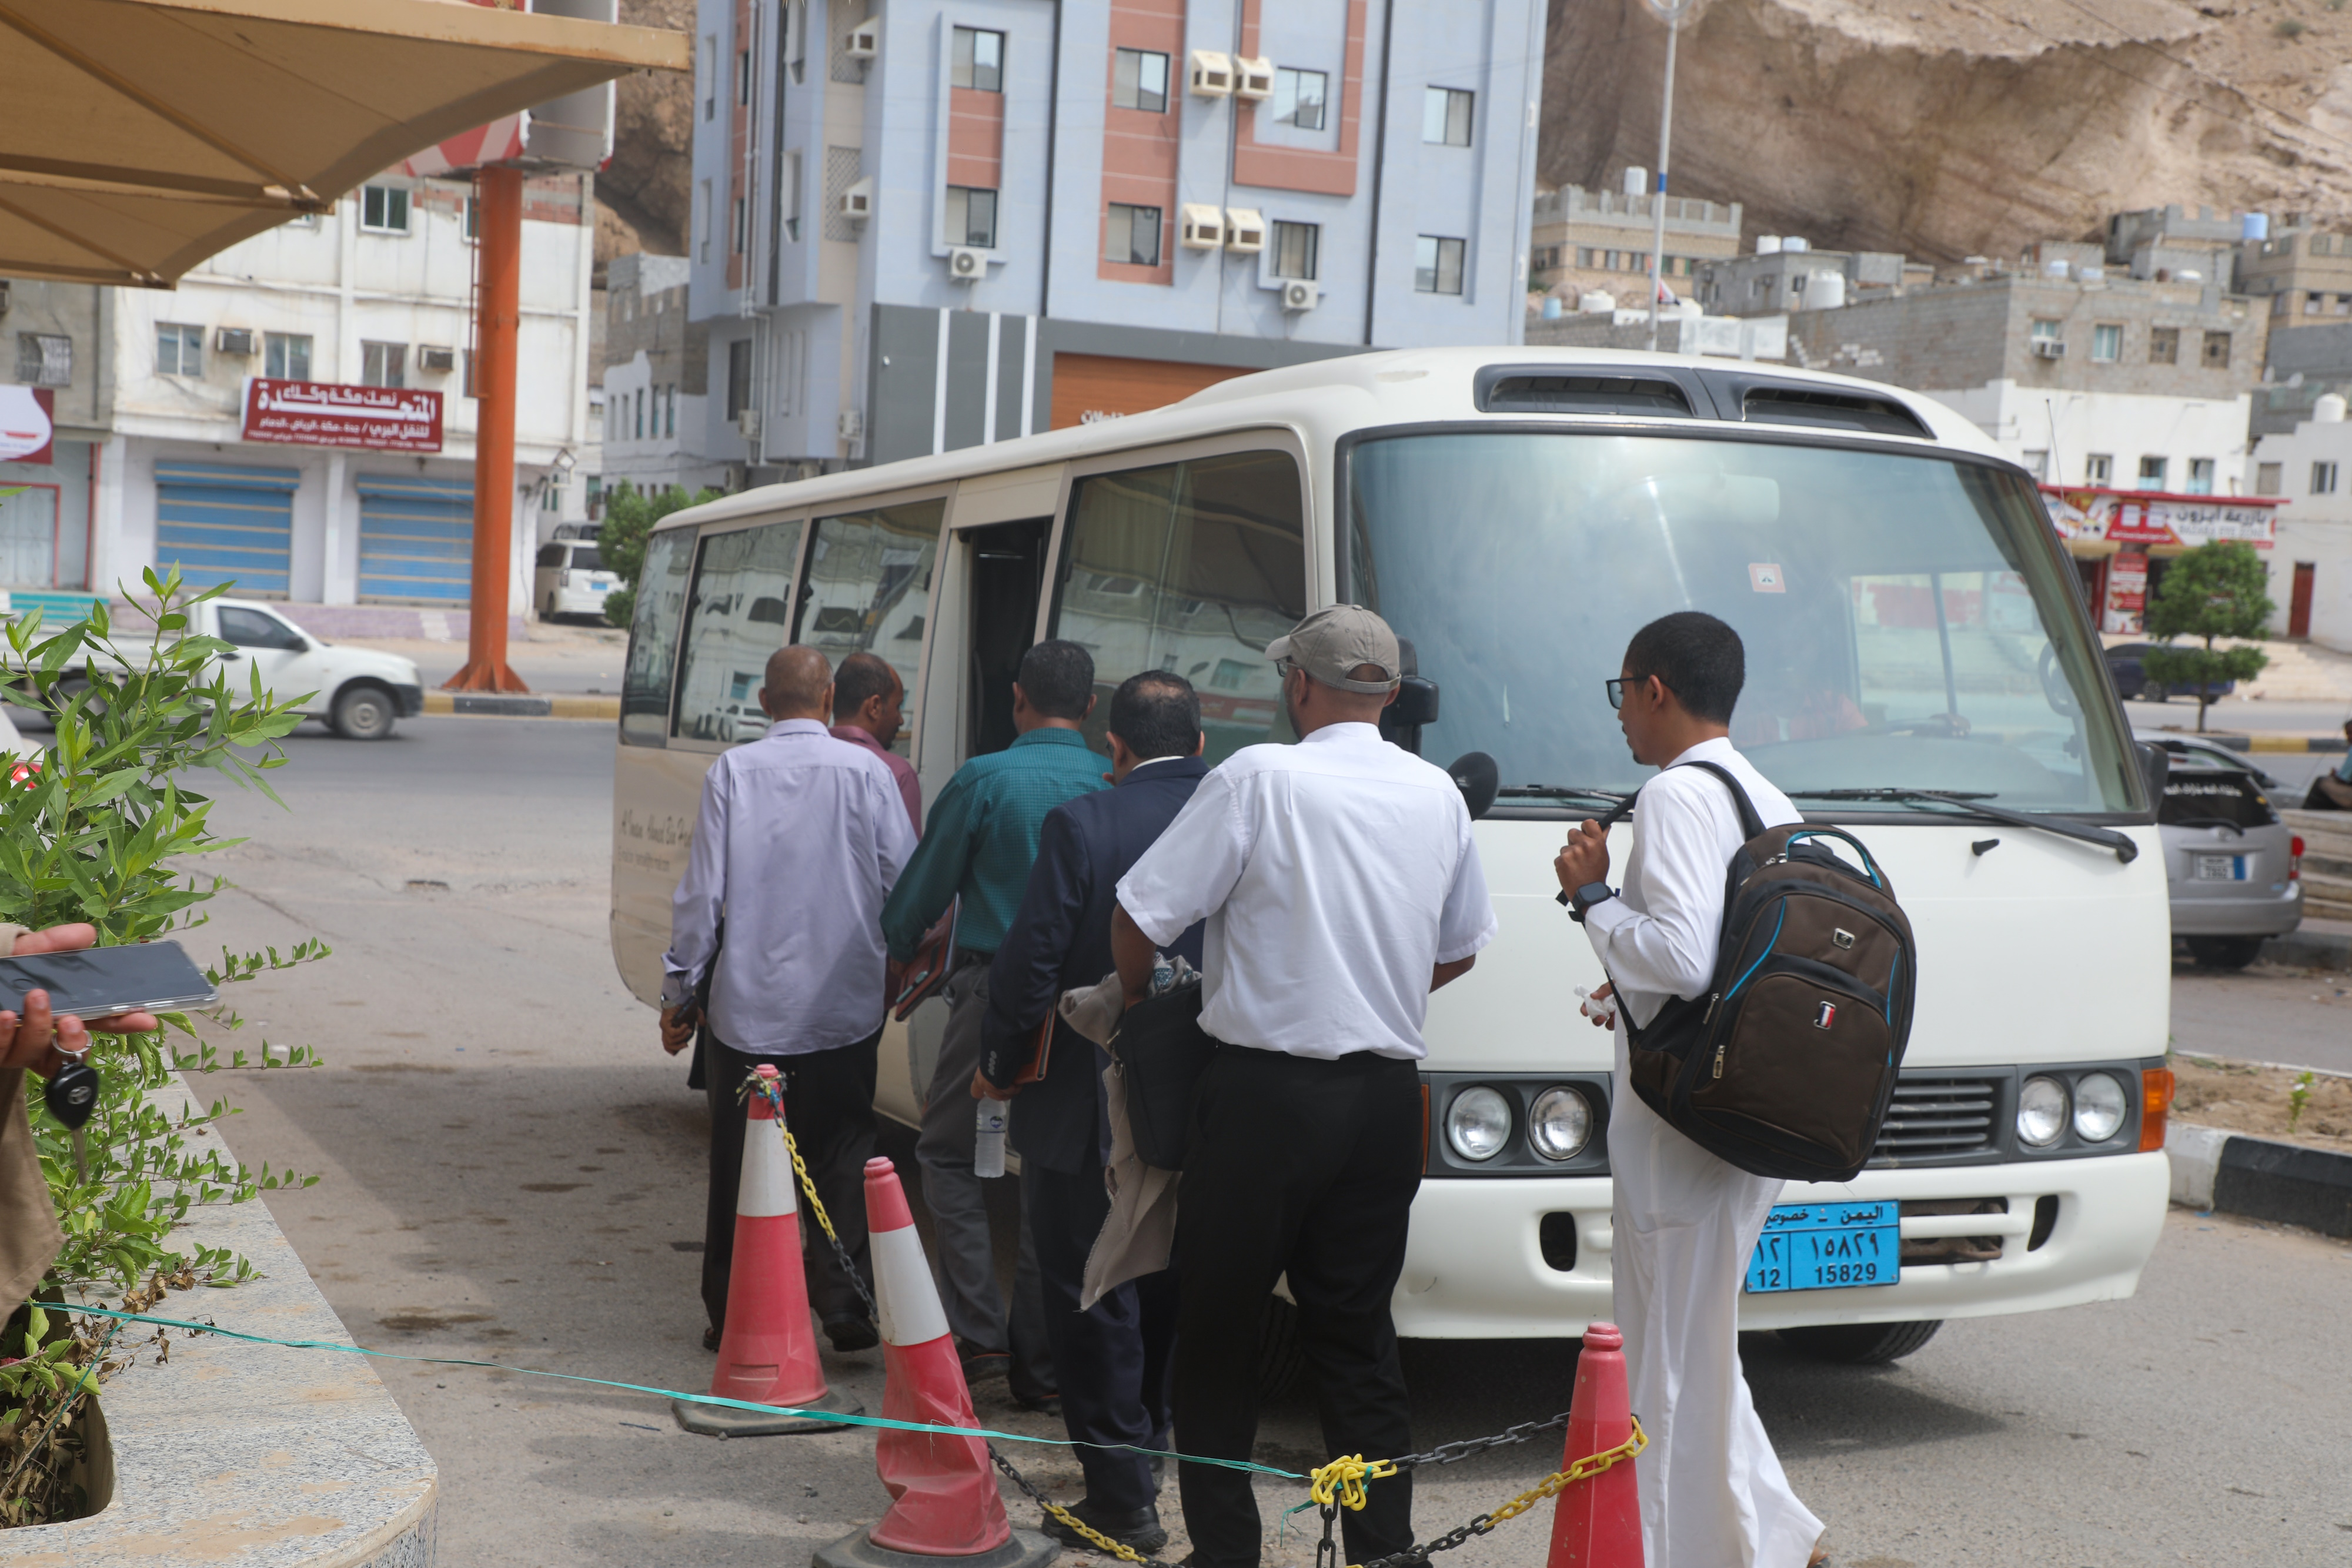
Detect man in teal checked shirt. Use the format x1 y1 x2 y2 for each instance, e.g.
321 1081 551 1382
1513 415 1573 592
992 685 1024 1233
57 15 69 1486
882 638 1105 1407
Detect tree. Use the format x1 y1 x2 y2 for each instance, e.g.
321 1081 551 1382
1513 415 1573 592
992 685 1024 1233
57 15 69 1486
597 482 720 628
2139 540 2274 733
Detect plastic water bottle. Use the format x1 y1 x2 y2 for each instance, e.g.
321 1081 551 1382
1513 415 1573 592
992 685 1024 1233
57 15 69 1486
1150 955 1175 997
974 1101 1008 1178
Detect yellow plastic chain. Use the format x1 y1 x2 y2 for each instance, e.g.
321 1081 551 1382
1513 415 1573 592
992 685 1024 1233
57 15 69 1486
738 1072 844 1247
1472 1416 1648 1531
1037 1496 1157 1564
1310 1454 1401 1513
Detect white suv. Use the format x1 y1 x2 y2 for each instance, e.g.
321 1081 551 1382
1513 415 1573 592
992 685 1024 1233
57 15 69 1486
534 538 621 621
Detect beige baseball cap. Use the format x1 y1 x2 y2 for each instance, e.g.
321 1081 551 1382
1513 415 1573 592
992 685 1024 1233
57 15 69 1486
1266 604 1403 694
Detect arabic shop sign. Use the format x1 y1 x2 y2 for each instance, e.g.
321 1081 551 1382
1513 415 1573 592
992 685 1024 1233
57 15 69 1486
240 379 443 453
2040 485 2278 550
0 386 55 465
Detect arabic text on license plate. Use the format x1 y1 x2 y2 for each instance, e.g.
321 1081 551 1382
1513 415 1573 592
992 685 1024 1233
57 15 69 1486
1746 1202 1899 1293
2194 854 2246 882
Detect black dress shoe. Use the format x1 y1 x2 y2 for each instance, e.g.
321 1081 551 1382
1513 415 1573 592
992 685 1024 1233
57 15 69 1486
1014 1392 1062 1416
702 1325 721 1352
824 1315 880 1353
1037 1498 1168 1556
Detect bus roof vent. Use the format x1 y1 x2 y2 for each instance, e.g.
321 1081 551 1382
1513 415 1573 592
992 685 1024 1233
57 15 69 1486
1735 383 1931 439
1476 372 1696 418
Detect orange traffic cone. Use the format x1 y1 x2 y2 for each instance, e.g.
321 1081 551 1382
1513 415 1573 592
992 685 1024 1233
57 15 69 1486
1545 1320 1644 1568
813 1157 1055 1568
674 1064 862 1437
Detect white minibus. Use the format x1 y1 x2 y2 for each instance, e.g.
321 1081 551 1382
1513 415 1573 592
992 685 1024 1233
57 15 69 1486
609 348 2174 1363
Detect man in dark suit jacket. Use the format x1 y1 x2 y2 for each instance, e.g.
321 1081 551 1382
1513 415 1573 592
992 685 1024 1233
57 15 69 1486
975 671 1208 1556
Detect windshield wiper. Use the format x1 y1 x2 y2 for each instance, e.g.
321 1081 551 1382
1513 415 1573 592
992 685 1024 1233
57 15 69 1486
1495 784 1634 807
1793 788 2139 864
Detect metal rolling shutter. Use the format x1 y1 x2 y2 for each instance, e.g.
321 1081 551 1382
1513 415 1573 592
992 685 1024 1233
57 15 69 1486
356 474 473 602
153 460 298 596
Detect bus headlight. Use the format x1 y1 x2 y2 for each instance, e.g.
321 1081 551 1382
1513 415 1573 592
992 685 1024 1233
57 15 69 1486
1528 1087 1593 1161
2017 1075 2069 1148
1445 1087 1512 1162
2073 1072 2128 1144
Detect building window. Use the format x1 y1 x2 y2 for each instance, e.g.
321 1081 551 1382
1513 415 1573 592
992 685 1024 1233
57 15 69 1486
726 338 753 420
155 323 203 377
2149 325 2180 365
699 179 713 263
732 196 746 255
463 196 480 243
665 384 677 438
2091 323 2122 363
2186 458 2216 495
2317 235 2337 256
946 186 998 248
703 33 717 119
1112 48 1168 112
1271 220 1319 281
16 333 72 387
2138 456 2168 489
952 26 1004 92
2201 330 2232 369
1422 86 1473 146
2314 461 2340 495
1577 247 1595 268
2256 462 2283 496
1414 235 1466 295
2021 449 2050 480
2029 318 2063 352
359 185 410 235
2086 453 2113 485
737 48 751 105
635 387 646 440
2273 293 2291 319
360 341 406 389
1273 68 1327 131
1106 203 1162 267
262 332 311 380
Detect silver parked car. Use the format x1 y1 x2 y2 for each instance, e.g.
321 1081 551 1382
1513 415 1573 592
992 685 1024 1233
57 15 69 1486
2156 758 2303 969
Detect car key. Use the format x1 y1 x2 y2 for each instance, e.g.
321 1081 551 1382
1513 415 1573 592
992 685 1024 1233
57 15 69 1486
44 1045 99 1179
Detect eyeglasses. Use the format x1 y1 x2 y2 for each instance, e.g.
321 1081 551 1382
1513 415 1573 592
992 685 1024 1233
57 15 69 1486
1605 677 1626 711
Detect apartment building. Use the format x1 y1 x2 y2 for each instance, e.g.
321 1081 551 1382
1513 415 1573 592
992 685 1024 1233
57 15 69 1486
601 253 725 498
2235 219 2352 332
1525 180 1742 305
2249 396 2352 652
1695 240 1917 318
2104 204 2246 286
689 0 1545 473
1 175 595 610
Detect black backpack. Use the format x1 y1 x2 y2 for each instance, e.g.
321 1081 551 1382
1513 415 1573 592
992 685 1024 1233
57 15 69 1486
1611 761 1917 1184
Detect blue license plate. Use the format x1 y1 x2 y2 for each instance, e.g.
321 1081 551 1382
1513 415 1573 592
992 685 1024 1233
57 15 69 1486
1746 1201 1900 1293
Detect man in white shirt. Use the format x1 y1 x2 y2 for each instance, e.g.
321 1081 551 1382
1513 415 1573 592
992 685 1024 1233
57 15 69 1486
1553 611 1827 1568
1112 605 1496 1568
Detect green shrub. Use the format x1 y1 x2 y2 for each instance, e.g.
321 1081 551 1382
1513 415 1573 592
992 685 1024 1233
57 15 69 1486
2139 541 2275 733
599 482 721 628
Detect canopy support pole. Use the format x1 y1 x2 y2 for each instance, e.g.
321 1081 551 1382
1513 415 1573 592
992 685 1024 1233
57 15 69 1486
446 165 527 694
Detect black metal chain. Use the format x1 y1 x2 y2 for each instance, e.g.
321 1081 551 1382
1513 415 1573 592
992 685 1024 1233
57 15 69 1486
988 1443 1182 1568
1349 1510 1501 1568
1385 1412 1572 1470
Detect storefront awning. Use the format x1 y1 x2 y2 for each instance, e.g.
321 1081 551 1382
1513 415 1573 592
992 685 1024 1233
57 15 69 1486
0 0 687 287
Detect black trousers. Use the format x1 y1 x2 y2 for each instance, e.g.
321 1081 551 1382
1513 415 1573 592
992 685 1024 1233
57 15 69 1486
703 1029 879 1333
1174 1048 1423 1568
1025 1159 1179 1513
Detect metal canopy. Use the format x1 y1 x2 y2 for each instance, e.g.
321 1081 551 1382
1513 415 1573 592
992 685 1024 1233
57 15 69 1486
0 0 686 287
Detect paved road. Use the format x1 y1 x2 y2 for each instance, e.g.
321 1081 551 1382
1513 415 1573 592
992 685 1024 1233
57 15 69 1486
191 718 2352 1567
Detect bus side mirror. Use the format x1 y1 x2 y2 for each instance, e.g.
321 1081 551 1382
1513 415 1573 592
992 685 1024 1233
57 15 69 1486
2137 741 2169 814
1391 676 1439 727
1449 750 1499 820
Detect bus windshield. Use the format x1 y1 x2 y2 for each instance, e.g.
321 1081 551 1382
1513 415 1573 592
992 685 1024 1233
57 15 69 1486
1347 431 2139 813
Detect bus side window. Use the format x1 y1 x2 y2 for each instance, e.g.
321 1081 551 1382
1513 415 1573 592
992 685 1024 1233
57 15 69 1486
671 519 808 744
620 527 695 744
1054 450 1306 764
796 499 945 755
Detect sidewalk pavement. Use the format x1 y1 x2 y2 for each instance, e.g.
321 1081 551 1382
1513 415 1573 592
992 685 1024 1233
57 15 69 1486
2263 916 2352 971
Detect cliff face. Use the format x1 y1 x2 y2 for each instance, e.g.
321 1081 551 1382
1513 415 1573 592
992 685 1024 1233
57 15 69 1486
598 0 693 262
1548 0 2352 262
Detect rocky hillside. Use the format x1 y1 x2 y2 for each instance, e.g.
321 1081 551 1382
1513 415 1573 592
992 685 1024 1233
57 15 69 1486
1545 0 2352 261
597 0 693 265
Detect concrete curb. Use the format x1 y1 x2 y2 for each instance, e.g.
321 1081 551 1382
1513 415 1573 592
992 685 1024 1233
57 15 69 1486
2185 731 2351 754
2166 1119 2352 1238
419 691 617 721
2262 925 2352 970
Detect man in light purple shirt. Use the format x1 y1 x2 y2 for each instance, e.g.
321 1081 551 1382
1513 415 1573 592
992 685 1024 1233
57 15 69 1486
661 644 916 1352
829 650 923 834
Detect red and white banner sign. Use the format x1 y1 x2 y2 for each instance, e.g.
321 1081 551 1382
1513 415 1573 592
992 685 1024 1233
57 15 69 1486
242 379 443 453
0 386 55 465
2040 484 2281 550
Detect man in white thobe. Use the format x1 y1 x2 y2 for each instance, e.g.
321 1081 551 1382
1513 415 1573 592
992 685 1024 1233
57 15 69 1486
1555 611 1826 1568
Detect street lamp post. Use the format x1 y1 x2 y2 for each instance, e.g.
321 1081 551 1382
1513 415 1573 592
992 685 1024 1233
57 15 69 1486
1645 0 1698 355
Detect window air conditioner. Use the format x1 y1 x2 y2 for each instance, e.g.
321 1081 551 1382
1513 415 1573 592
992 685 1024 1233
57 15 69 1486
1282 279 1320 313
948 246 987 281
1180 203 1227 250
1188 50 1234 96
1234 56 1274 99
213 327 256 356
837 407 864 442
739 409 762 439
2030 339 2065 359
840 177 874 223
846 19 878 58
1224 208 1265 255
418 345 457 373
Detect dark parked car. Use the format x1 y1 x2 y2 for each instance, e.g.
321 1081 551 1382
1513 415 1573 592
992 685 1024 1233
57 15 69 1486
2104 642 2236 703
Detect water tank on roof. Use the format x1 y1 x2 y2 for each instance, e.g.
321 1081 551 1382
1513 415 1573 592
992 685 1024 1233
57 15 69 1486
1757 235 1783 255
1812 271 1847 309
2044 259 2072 279
2178 269 2203 283
1784 236 1811 253
2244 213 2271 242
1579 290 1617 314
1623 166 1648 198
1542 295 1564 320
2318 393 2348 424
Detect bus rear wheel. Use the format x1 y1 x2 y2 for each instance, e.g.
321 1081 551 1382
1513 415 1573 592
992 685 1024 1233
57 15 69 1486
1778 1320 1943 1365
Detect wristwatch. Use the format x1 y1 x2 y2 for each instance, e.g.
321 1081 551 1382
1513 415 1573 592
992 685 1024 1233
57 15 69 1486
1568 882 1617 924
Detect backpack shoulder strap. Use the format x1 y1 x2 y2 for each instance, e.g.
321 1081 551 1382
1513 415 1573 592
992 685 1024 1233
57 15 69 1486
1668 758 1770 841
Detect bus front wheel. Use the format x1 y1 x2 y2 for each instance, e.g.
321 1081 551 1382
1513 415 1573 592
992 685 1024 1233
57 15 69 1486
1778 1320 1943 1365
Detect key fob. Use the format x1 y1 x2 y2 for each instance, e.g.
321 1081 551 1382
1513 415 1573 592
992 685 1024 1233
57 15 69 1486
44 1059 100 1130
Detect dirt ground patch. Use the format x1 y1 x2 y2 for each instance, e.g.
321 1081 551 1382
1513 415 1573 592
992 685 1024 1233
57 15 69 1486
2173 1051 2352 1154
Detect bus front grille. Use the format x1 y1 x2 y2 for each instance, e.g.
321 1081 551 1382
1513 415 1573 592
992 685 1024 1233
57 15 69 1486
1872 1076 2002 1162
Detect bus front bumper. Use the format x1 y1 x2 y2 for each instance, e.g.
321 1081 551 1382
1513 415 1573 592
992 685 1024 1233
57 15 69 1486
1391 1152 2171 1338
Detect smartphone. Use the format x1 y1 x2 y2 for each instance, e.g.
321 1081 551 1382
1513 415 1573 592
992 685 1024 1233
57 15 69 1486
0 941 218 1019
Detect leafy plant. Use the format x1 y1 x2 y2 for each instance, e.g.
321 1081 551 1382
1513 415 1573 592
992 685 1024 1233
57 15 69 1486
598 482 721 628
2140 541 2274 733
2277 17 2308 36
2289 1070 2316 1133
